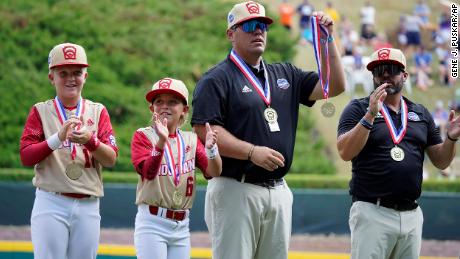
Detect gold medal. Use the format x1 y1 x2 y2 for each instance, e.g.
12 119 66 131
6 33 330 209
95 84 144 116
264 107 278 123
65 162 83 180
173 190 183 206
390 146 405 161
321 102 335 118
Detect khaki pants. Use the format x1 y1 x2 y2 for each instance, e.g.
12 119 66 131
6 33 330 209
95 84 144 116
205 176 293 259
349 201 423 259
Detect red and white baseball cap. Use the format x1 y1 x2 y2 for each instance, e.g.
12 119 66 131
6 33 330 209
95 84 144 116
366 48 407 71
48 43 89 69
227 1 273 29
146 78 189 105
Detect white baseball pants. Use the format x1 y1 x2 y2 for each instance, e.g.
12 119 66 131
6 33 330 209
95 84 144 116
31 188 100 259
134 204 191 259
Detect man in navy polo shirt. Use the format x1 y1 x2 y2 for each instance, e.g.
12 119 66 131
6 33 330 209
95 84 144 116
337 48 460 259
191 1 346 258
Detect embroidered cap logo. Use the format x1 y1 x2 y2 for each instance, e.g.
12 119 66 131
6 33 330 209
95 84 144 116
246 2 260 14
62 46 77 60
377 48 391 61
158 78 172 89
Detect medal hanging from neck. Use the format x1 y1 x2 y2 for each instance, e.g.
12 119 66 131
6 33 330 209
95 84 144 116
163 129 186 206
53 96 85 180
380 97 408 162
311 16 334 118
230 49 280 132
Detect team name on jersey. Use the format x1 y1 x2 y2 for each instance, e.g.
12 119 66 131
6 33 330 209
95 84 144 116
157 158 195 176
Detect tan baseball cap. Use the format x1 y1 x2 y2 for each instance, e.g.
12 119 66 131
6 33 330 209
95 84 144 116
366 48 407 71
48 43 89 69
227 1 273 29
146 78 189 105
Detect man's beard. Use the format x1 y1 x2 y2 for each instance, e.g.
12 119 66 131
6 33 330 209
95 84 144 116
373 79 404 95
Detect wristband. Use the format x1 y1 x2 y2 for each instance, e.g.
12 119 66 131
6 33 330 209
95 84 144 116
206 144 219 160
84 132 101 152
47 132 63 150
248 145 255 161
359 118 373 130
447 133 458 142
320 36 334 44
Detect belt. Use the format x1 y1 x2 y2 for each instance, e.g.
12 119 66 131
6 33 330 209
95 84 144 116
236 175 284 188
39 188 92 199
60 193 91 199
149 205 187 221
352 196 418 211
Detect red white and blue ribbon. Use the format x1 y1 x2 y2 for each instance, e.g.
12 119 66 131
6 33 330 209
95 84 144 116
380 97 408 145
229 49 271 106
53 96 84 160
163 130 186 186
311 16 330 100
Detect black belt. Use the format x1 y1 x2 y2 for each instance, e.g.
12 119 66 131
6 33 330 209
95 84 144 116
353 196 418 211
230 175 284 188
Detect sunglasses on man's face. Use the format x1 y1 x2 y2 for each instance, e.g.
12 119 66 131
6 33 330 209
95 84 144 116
238 20 269 33
372 64 404 77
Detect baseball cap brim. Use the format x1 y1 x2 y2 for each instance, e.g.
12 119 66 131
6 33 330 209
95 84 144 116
50 63 90 69
145 89 187 104
366 60 405 71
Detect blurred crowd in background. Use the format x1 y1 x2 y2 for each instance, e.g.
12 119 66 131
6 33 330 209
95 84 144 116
278 0 460 178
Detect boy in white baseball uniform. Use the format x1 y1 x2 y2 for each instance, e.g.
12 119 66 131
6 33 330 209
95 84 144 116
20 43 118 259
131 78 222 259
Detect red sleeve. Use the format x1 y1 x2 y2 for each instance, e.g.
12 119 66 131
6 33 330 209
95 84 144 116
195 136 211 179
131 131 164 180
19 106 53 166
98 107 118 155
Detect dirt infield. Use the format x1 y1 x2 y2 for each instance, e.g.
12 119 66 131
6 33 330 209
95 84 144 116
1 226 459 257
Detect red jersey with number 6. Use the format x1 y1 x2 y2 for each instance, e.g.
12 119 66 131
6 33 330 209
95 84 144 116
131 127 209 210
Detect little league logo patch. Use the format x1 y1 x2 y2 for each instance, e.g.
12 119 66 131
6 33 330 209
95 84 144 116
408 112 420 121
276 78 290 89
228 14 234 23
62 46 77 60
246 2 260 14
377 48 391 61
158 78 172 89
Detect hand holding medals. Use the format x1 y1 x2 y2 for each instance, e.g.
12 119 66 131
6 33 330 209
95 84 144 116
311 11 334 34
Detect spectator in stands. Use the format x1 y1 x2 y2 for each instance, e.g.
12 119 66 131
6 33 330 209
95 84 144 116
360 1 376 42
412 45 433 91
296 0 314 30
432 100 449 139
325 1 340 24
436 7 451 45
397 15 408 51
404 14 424 55
342 46 373 98
372 33 393 51
278 0 295 31
435 42 456 86
413 0 431 24
340 16 359 56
